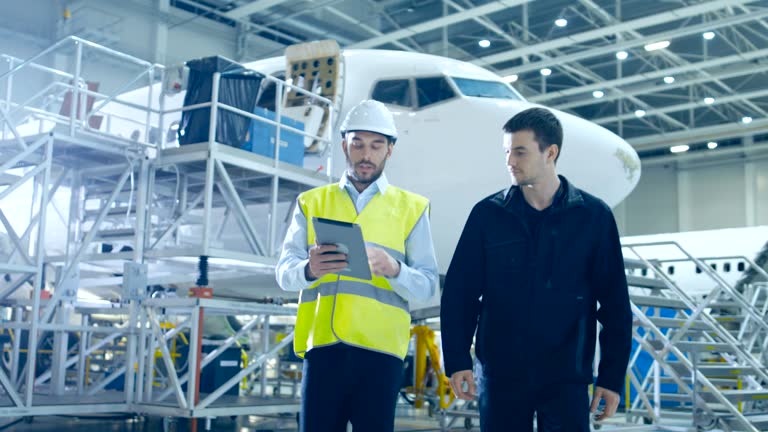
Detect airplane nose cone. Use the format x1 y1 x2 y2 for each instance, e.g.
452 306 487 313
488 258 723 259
549 106 641 207
470 99 641 207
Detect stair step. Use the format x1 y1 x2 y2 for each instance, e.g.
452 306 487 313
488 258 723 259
628 275 668 289
658 376 738 387
723 414 768 427
644 317 711 330
695 365 758 376
720 389 768 401
658 389 768 403
87 228 136 241
631 295 688 309
708 301 742 309
714 316 746 323
657 393 694 402
667 361 757 376
84 207 136 218
675 341 739 353
0 173 22 186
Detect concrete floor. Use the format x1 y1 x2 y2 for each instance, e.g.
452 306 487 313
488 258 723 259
0 415 473 432
0 415 708 432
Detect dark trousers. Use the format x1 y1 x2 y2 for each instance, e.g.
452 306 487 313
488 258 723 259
478 372 590 432
300 343 403 432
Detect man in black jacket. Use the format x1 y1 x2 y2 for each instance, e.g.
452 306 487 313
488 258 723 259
440 107 632 431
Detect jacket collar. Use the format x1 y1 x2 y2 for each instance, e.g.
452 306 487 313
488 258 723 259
491 175 584 213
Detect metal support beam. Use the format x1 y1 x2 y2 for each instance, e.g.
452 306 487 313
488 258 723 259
0 211 33 266
531 47 768 103
23 137 52 407
593 87 768 124
147 309 188 409
0 366 24 408
500 6 768 77
224 0 289 19
214 160 266 255
575 0 767 124
348 0 530 49
325 7 415 52
475 0 751 67
197 332 294 410
555 62 768 110
154 0 169 64
155 315 260 402
630 117 768 151
41 168 132 324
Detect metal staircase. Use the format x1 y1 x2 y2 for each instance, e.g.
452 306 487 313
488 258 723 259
624 242 768 431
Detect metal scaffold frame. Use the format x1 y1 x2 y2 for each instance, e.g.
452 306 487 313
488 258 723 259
0 35 334 424
623 241 768 432
134 298 299 419
0 36 158 418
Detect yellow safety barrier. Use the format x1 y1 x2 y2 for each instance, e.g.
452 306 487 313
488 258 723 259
241 349 248 390
152 322 187 387
626 373 631 410
405 325 455 411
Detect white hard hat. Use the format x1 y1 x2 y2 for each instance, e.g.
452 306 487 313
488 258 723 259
340 99 398 141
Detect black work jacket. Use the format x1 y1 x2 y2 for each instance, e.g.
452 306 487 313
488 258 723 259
440 176 632 393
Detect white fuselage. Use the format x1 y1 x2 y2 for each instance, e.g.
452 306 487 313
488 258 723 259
622 226 768 298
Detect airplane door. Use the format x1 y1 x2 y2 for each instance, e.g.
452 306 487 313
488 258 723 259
284 40 343 154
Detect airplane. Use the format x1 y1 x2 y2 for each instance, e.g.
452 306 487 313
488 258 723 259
621 225 768 299
2 40 642 307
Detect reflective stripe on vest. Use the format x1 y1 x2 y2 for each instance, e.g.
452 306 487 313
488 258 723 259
299 280 409 313
294 182 429 359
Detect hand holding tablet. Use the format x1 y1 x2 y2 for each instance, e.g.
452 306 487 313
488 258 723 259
306 244 348 280
310 217 373 280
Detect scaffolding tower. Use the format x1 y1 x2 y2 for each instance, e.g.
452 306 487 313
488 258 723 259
0 36 333 426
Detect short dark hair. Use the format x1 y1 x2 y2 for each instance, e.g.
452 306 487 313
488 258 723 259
502 107 563 162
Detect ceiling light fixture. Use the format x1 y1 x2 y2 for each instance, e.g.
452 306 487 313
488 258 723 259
555 18 568 27
635 109 646 118
540 68 552 76
707 141 718 149
703 31 715 40
592 90 605 98
670 145 689 153
704 97 715 105
616 51 628 60
663 76 675 84
478 39 491 48
644 40 671 51
742 116 753 124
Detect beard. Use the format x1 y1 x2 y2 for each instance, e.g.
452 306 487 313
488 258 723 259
347 158 385 185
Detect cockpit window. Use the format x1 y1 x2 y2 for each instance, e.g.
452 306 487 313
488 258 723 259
415 77 455 107
372 79 412 107
451 77 523 100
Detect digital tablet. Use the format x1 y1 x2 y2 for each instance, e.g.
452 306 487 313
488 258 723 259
312 217 372 280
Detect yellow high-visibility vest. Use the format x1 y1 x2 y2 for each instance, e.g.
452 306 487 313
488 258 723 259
295 182 429 359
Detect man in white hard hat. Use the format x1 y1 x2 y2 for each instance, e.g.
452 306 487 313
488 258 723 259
276 100 439 432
